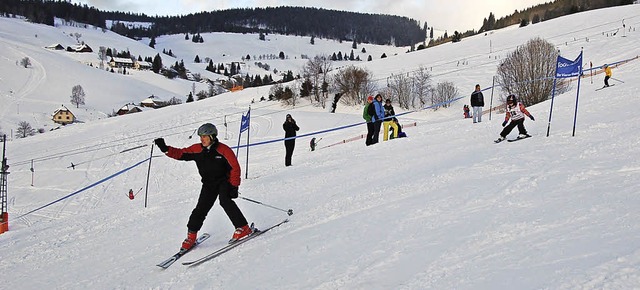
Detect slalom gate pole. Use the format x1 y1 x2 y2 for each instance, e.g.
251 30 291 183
238 194 293 216
144 143 154 208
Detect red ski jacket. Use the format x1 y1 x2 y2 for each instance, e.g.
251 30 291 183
164 141 241 187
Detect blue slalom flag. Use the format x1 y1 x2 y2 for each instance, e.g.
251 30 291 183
555 52 583 79
240 110 250 133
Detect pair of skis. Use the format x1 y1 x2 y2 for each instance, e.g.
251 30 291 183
494 134 531 143
157 219 289 269
595 84 615 91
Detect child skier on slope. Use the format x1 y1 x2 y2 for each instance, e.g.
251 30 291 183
154 123 252 251
495 94 535 143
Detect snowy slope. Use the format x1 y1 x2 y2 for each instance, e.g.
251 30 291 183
1 5 640 289
0 16 407 135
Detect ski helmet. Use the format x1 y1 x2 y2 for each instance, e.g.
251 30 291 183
506 94 517 104
197 123 218 137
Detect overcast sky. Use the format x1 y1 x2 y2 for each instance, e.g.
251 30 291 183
75 0 550 32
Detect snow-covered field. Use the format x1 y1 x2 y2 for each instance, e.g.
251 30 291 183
1 5 640 289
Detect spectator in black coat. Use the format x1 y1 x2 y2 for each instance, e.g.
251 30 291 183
283 114 300 166
470 84 485 123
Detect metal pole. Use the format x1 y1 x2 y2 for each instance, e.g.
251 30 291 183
144 144 154 208
245 107 251 179
1 135 9 232
572 51 584 137
489 76 495 121
547 78 558 137
239 195 293 216
30 159 34 186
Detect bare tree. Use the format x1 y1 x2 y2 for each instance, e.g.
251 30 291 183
70 85 86 108
333 65 376 106
98 46 107 69
16 121 36 138
386 72 413 109
496 37 567 106
20 57 31 68
412 66 432 108
303 55 333 108
167 96 183 105
317 55 333 108
432 81 458 109
73 32 82 43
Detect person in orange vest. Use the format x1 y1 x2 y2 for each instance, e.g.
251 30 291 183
603 64 612 87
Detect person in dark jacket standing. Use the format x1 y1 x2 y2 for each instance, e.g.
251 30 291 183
363 96 374 146
368 94 385 145
154 123 252 251
470 84 485 123
283 114 299 166
382 99 399 141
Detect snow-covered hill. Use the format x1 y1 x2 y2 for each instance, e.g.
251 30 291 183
0 16 408 135
1 5 640 289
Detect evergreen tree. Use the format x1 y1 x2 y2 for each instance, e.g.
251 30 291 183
152 53 162 73
186 92 194 103
206 60 214 72
368 55 372 61
300 79 312 98
194 55 201 63
349 50 355 61
352 39 357 49
310 35 315 45
149 36 156 48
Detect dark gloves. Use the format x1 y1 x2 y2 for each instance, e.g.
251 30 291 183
154 138 168 152
228 186 239 199
502 120 508 127
529 115 535 121
220 181 239 199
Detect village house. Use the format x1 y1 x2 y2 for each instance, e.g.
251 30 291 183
110 57 134 68
116 103 143 115
52 105 75 125
134 61 152 70
66 44 93 53
140 95 166 108
45 43 65 50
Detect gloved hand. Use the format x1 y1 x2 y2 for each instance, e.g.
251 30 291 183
154 138 168 152
502 120 508 127
529 115 535 121
228 186 239 199
220 181 239 199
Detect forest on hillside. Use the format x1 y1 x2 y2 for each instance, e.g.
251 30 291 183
427 0 633 47
0 1 426 47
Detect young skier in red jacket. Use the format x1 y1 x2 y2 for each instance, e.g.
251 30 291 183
154 123 252 251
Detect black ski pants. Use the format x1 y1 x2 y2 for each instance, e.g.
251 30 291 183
187 182 248 232
365 122 374 146
284 139 295 166
500 118 527 137
371 120 382 144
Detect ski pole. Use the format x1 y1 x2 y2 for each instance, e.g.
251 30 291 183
611 77 625 83
238 194 293 216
